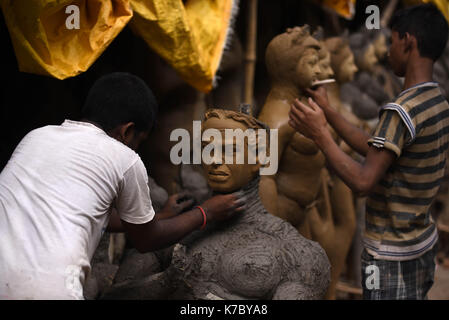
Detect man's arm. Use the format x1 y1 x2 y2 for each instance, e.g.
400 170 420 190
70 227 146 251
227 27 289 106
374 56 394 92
106 192 195 232
120 193 244 253
314 129 395 195
289 97 396 195
305 87 372 157
106 208 125 232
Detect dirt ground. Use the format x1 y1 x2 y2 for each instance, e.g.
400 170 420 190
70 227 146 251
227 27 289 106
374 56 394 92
429 263 449 300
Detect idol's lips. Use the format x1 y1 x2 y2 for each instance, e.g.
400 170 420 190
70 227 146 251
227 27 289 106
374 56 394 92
208 170 230 182
209 170 229 176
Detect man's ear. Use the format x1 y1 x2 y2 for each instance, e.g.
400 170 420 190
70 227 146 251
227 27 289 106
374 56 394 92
404 32 414 52
116 122 136 144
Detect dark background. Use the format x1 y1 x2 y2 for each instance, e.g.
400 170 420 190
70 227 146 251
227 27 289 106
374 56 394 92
0 0 396 171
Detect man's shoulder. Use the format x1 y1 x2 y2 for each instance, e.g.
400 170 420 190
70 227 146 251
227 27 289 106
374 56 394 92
393 83 446 113
92 134 141 172
37 121 141 172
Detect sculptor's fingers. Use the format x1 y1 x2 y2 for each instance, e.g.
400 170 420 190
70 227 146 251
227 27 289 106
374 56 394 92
234 205 246 213
308 97 320 111
306 85 326 97
293 99 311 114
232 190 245 200
288 120 300 131
178 197 195 211
170 192 183 204
305 88 317 98
229 191 247 212
235 196 248 209
289 107 303 125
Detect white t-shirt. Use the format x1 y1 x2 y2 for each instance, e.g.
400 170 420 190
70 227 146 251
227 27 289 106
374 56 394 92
0 120 155 299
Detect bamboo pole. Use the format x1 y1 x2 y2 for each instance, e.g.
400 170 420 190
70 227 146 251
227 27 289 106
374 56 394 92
243 0 258 108
380 0 399 28
336 281 363 296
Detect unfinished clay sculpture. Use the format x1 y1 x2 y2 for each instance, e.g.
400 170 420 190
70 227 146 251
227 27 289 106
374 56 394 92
258 26 327 226
167 109 330 300
258 27 356 299
341 31 389 121
102 108 330 300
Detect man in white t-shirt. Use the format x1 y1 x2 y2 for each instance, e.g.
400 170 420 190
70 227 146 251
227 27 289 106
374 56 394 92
0 73 244 299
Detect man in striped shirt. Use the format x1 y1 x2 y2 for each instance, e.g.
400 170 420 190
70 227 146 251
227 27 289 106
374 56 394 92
288 4 449 299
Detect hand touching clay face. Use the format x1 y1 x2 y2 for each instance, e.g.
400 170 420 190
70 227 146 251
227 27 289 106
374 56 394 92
202 113 262 193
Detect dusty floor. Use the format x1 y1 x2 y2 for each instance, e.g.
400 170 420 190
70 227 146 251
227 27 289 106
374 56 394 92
429 263 449 300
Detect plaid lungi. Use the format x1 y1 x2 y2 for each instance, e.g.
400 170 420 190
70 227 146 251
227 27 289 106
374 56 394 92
361 245 437 300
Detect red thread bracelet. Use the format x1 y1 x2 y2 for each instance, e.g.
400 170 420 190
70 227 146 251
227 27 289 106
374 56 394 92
196 206 207 230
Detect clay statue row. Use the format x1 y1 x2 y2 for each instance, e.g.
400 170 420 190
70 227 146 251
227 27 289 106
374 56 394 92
88 24 400 300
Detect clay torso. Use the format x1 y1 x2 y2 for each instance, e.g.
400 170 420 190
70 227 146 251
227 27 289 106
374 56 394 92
169 178 330 300
258 94 326 227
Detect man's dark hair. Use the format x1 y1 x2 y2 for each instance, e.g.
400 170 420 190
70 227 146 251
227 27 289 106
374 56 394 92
389 3 448 61
82 72 158 132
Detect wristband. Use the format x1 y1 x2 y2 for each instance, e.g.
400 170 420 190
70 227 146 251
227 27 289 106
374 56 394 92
196 206 207 230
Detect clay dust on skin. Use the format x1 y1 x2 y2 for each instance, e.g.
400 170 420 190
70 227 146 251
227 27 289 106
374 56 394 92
169 121 279 175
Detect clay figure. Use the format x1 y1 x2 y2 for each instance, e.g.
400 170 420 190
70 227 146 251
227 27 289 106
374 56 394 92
340 31 390 122
258 26 326 225
316 42 335 82
257 27 356 299
166 109 330 300
101 108 330 300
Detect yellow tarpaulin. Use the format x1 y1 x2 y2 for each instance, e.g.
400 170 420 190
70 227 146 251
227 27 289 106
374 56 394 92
403 0 449 23
129 0 237 93
316 0 356 19
0 0 133 79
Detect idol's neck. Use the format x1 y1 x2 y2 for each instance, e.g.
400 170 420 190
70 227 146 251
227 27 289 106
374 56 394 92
218 176 267 221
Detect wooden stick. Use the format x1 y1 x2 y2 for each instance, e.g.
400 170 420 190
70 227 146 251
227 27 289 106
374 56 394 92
380 0 399 28
243 0 258 107
336 281 363 296
438 221 449 233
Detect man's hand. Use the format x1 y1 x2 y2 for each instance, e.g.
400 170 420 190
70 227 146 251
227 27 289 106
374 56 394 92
305 86 331 111
159 192 195 219
200 192 246 223
289 97 331 144
121 192 246 253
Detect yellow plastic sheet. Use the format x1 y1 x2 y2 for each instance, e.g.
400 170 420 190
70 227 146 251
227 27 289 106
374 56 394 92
130 0 236 93
0 0 133 79
316 0 356 19
403 0 449 23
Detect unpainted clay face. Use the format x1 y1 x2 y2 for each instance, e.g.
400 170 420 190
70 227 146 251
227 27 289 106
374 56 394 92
338 50 358 83
295 47 321 88
201 117 260 193
374 33 388 60
266 28 322 90
359 44 378 73
317 47 334 80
